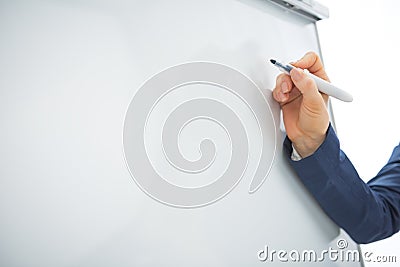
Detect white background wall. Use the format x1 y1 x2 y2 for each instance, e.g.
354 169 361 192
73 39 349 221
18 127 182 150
317 0 400 266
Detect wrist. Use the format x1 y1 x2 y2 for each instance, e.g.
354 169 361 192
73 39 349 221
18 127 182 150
292 131 327 158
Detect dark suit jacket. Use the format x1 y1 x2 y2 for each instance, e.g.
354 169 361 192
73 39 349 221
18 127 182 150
284 124 400 244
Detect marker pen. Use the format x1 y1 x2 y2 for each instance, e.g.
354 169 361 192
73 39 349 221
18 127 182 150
270 59 353 102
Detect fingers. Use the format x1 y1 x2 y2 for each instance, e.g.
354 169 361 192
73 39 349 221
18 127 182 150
272 73 293 103
272 51 330 107
291 51 330 82
290 67 322 104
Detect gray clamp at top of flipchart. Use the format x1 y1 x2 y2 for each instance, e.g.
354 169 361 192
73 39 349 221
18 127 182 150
268 0 329 21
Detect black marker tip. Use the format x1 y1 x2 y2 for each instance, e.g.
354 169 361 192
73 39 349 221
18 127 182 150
270 59 276 65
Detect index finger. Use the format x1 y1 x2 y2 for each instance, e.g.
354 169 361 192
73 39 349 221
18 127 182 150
291 51 330 82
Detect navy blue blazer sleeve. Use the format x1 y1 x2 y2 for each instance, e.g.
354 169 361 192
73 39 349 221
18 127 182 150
284 124 400 244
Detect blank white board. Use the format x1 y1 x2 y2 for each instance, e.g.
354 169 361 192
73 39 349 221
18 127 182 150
0 0 362 266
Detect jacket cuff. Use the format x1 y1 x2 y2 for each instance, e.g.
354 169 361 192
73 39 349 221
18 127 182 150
283 124 341 190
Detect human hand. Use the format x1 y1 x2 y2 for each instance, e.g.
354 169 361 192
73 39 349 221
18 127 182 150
272 51 330 158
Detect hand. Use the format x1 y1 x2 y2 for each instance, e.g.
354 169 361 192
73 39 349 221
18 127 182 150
272 51 330 158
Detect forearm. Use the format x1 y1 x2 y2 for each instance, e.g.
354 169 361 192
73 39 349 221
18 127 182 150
284 125 400 244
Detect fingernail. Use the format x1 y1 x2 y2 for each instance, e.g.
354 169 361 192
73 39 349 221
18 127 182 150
291 68 302 82
279 91 286 102
281 81 289 93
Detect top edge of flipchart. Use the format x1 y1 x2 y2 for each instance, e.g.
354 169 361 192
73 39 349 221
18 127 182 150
268 0 329 21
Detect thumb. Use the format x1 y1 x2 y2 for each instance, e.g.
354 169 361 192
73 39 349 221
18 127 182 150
290 67 321 103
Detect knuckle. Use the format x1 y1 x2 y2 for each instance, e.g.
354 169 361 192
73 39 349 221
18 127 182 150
272 87 281 100
303 77 315 88
276 73 286 83
306 51 318 60
272 87 278 96
306 51 317 57
276 74 292 87
282 74 293 84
